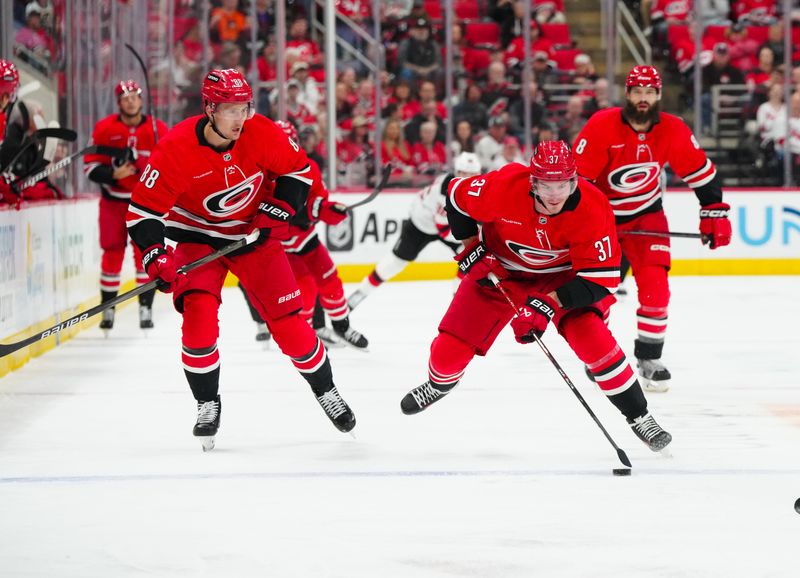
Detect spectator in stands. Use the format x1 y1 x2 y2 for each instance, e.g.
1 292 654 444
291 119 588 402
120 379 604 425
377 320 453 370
335 81 354 121
557 95 587 145
453 83 489 133
531 50 556 85
584 78 616 116
413 80 448 118
745 64 783 120
389 79 417 121
489 135 525 170
787 93 800 179
213 42 244 75
725 22 760 71
756 81 786 152
760 21 785 66
27 0 55 32
697 0 732 25
209 0 248 44
746 45 776 91
535 1 566 24
504 20 555 73
451 119 476 156
385 0 415 20
489 0 519 48
404 99 446 145
508 79 545 138
299 125 325 171
732 0 777 26
337 115 373 187
290 61 321 116
354 78 377 121
701 43 746 132
281 79 316 128
15 3 56 65
397 17 442 84
573 54 598 84
381 118 415 183
482 61 514 116
642 0 692 44
411 121 447 177
253 0 273 44
287 16 322 68
534 121 557 146
475 115 509 169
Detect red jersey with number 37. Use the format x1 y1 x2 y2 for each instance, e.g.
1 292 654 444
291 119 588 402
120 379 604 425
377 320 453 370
573 108 716 223
448 163 620 292
126 114 312 247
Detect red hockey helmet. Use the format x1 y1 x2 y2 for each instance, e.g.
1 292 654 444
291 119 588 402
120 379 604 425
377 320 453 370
275 119 299 142
115 79 142 99
0 59 20 103
626 65 662 91
529 140 577 181
202 68 253 108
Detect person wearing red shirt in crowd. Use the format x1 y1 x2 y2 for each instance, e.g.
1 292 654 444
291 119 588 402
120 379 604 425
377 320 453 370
400 141 673 454
126 69 357 449
412 121 447 177
84 80 168 332
504 22 555 71
380 118 414 181
286 17 322 68
574 66 731 393
732 0 778 25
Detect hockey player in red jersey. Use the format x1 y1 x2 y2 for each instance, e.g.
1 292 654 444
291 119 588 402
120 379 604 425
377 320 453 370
126 69 356 449
401 141 672 453
347 152 482 311
85 80 168 332
275 119 369 350
573 65 731 392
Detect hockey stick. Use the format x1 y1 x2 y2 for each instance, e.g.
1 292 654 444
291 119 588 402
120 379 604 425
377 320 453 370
0 231 260 359
487 272 633 468
620 230 707 241
0 127 78 174
124 43 159 143
345 163 393 210
11 144 127 193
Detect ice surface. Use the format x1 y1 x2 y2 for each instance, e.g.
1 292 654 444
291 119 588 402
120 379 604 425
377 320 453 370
0 277 798 577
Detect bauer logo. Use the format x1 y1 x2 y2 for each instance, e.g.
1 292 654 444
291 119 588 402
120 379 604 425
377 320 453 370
326 216 354 252
738 205 800 246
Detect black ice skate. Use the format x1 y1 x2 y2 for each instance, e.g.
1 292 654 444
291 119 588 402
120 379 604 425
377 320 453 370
193 395 221 452
314 385 356 432
401 381 455 415
139 306 154 330
628 412 672 452
331 319 369 351
99 308 115 334
315 327 345 349
637 358 671 393
255 322 271 347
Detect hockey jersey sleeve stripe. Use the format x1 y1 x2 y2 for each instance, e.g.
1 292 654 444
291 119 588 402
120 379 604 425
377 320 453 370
687 168 717 189
128 201 168 220
609 193 662 217
682 159 717 187
447 177 470 216
83 161 102 175
282 163 314 186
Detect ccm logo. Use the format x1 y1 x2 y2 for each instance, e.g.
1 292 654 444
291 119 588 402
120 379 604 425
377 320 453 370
699 209 729 218
41 314 89 338
277 289 301 304
650 244 670 252
259 202 291 221
458 243 486 273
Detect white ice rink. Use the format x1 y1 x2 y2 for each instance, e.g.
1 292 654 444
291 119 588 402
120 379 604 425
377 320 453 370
0 277 798 577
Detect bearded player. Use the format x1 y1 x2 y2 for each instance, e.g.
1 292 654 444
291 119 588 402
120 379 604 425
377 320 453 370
401 141 672 453
574 65 731 393
126 69 356 450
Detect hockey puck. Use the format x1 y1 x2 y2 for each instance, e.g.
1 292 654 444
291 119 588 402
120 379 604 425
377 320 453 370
612 468 632 476
794 498 800 514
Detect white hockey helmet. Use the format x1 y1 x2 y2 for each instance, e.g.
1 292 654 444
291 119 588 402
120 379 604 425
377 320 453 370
454 152 481 176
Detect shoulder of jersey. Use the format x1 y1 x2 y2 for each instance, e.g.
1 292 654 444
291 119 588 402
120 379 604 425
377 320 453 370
94 114 121 131
656 111 691 132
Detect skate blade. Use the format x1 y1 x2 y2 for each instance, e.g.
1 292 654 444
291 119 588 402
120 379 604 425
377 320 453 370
659 447 673 458
102 329 111 339
200 436 216 452
642 378 670 393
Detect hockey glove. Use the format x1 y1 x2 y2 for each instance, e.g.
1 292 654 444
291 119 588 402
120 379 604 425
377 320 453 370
699 202 731 249
310 197 349 225
455 241 508 286
252 198 295 243
510 294 558 343
142 245 186 293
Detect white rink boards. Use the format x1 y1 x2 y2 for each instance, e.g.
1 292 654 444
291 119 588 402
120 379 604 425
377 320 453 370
0 277 798 577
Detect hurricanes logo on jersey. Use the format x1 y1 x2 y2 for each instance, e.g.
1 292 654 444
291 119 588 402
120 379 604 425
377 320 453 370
607 162 660 194
506 240 567 267
202 172 264 217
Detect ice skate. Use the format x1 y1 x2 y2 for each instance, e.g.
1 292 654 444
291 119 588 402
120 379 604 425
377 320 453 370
401 381 454 415
315 327 345 349
637 358 671 393
331 319 369 351
255 322 271 348
628 412 672 452
99 308 115 336
193 395 221 452
347 289 368 311
139 305 154 330
314 385 355 432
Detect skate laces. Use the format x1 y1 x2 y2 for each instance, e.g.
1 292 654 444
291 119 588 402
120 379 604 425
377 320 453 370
629 413 662 441
317 387 348 419
197 400 219 425
411 382 443 407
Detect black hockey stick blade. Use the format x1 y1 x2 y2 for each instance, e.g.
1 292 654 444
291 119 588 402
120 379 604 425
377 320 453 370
33 127 78 142
0 231 259 359
617 448 632 468
620 230 703 239
346 163 393 210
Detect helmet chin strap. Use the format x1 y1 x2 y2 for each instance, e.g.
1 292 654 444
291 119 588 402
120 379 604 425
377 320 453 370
208 110 233 142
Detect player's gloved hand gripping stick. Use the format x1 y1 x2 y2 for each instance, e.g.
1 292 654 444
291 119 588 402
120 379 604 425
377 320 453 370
0 231 261 359
487 271 633 469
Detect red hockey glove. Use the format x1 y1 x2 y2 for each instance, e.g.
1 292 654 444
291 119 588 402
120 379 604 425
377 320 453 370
311 197 349 225
142 245 186 293
510 294 558 344
252 198 295 242
699 202 731 249
0 174 17 205
454 241 508 285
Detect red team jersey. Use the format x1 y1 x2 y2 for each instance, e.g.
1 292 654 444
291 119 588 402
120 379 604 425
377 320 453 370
126 114 313 248
573 108 717 223
84 114 169 200
448 163 621 292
